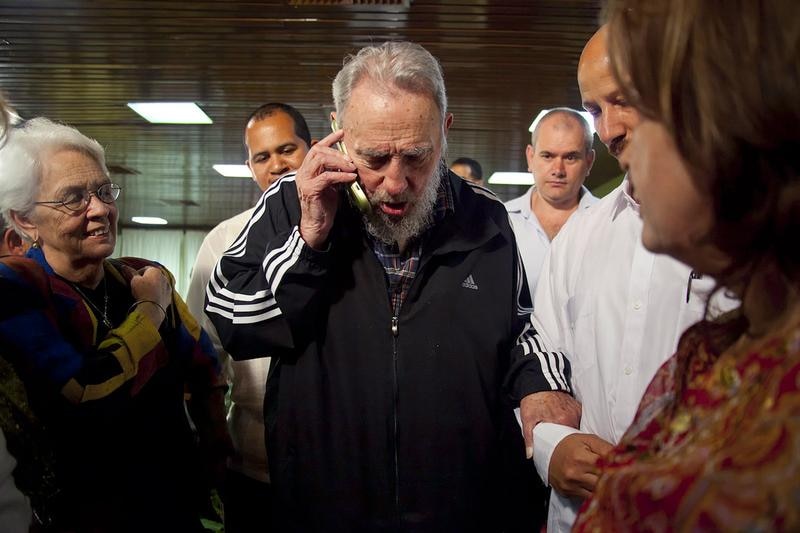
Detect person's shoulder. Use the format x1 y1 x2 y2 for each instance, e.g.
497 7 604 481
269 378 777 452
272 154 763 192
579 183 623 217
191 208 255 271
0 255 39 273
557 183 623 235
265 172 299 203
457 176 507 215
579 186 600 208
255 172 302 223
112 256 159 269
504 188 532 213
206 208 255 243
218 208 255 231
545 186 621 264
0 257 55 315
111 257 180 287
461 177 500 200
0 256 48 287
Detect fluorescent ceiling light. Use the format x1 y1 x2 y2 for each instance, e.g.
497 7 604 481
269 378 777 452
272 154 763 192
488 172 533 186
127 102 212 124
131 216 168 225
213 164 251 178
529 109 596 137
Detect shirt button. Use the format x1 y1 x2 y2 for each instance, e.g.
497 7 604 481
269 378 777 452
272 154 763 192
624 366 633 375
633 301 642 310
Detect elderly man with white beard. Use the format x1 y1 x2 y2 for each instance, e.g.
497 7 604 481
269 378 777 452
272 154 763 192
205 41 566 532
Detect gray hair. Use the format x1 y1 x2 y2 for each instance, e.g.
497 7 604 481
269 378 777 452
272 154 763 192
332 41 448 126
0 117 108 237
0 93 9 148
530 108 594 155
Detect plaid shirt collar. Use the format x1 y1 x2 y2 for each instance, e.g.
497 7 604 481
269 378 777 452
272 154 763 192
369 173 454 315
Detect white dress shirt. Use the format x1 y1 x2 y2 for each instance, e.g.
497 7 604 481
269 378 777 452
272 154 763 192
529 179 735 532
186 207 271 482
505 186 597 298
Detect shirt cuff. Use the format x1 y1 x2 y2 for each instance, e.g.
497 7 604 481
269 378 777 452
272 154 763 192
532 422 581 487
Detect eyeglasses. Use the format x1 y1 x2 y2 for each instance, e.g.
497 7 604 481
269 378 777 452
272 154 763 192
35 183 122 212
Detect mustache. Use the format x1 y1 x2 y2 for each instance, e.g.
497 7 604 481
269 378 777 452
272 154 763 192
368 188 415 206
609 137 627 158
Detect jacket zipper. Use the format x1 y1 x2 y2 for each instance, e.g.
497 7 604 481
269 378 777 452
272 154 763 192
391 315 400 518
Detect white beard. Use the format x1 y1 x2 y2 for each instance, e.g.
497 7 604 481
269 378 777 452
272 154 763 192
362 160 447 248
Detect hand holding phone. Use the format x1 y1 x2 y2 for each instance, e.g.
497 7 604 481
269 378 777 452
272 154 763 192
331 119 371 215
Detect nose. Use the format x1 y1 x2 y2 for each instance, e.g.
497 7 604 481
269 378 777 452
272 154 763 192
552 157 566 177
85 192 111 217
268 156 290 176
596 108 626 148
381 158 408 197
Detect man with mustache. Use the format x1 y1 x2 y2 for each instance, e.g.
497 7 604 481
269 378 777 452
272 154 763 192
511 26 731 532
506 108 597 297
206 41 561 531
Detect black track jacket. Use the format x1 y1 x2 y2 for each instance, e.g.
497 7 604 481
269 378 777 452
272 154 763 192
206 171 571 532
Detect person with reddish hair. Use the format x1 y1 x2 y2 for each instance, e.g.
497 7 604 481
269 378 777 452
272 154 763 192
575 0 800 529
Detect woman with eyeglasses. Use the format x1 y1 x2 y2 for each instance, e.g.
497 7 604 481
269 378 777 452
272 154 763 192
573 0 799 530
0 117 230 531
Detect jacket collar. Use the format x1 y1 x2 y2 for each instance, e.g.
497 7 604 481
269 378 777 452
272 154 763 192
424 171 504 257
506 184 596 219
338 170 504 257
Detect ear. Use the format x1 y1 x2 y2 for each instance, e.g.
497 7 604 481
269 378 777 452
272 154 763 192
525 144 535 172
2 228 26 256
585 148 596 175
443 113 454 136
10 210 37 242
244 159 258 182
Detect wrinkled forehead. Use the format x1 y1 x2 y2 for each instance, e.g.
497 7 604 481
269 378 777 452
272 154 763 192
39 147 108 193
345 80 443 124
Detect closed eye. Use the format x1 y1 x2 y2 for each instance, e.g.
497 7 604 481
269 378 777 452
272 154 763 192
61 190 85 205
364 156 389 169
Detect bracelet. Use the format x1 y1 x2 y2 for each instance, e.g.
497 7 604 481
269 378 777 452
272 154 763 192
128 299 167 318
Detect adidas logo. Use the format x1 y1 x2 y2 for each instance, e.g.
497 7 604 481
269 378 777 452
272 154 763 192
461 274 479 290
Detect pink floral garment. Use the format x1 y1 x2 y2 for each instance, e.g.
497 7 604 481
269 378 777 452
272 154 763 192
574 314 800 532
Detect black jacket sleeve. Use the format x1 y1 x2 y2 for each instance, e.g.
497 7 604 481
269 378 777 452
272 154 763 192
504 221 574 403
205 175 331 360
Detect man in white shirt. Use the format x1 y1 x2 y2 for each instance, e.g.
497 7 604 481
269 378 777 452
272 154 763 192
185 103 311 532
505 108 597 297
520 27 733 532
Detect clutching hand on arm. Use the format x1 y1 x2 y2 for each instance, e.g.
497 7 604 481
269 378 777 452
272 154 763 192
127 266 172 328
548 433 614 500
520 391 581 459
296 127 358 250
